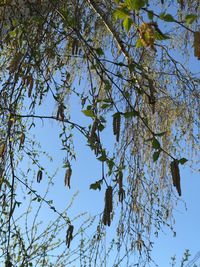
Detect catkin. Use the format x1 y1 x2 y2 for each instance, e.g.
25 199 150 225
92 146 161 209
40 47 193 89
64 162 72 189
103 186 113 226
37 170 43 183
170 160 181 196
66 224 74 248
113 113 121 142
194 31 200 60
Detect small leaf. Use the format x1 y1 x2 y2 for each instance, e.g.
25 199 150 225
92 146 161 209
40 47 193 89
153 150 161 162
152 138 160 149
97 154 107 162
148 10 154 20
160 13 175 22
90 180 103 191
113 8 130 20
123 110 139 118
179 158 188 165
154 31 170 40
136 38 144 48
185 14 198 25
82 110 95 118
155 131 167 137
123 17 132 32
96 47 104 56
125 0 146 10
101 103 112 109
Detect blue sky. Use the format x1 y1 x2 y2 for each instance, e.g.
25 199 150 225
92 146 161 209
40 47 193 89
16 89 199 266
8 2 200 265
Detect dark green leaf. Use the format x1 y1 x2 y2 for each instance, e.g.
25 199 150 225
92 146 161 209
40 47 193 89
113 8 130 20
125 0 146 10
123 17 132 32
96 47 104 56
185 14 198 25
123 110 139 118
90 180 103 191
97 154 107 162
155 131 167 137
160 13 175 22
148 10 154 20
153 150 161 162
82 110 95 118
136 38 144 48
152 138 161 149
179 158 188 165
101 103 112 109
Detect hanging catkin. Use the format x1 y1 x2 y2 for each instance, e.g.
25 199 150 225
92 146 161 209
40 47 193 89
194 31 200 60
113 113 121 142
103 186 113 226
170 160 181 196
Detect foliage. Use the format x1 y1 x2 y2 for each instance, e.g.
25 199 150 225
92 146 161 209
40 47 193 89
0 0 199 266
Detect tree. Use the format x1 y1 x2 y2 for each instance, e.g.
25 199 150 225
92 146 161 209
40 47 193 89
0 0 199 266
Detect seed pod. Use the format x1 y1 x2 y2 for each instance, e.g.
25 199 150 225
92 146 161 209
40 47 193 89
170 160 181 196
194 31 200 60
66 224 74 248
37 170 43 183
64 161 72 189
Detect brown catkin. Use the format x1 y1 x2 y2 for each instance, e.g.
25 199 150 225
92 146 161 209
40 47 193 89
194 31 200 60
37 170 43 183
170 160 181 196
103 186 113 226
106 186 113 213
113 113 121 142
64 162 72 189
66 225 74 248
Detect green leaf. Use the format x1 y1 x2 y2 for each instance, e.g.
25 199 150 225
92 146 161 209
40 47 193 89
123 110 139 118
90 180 103 191
123 17 132 32
107 158 115 175
185 14 198 25
155 131 167 137
113 9 130 20
152 138 161 149
125 0 145 10
160 13 175 22
98 123 105 132
96 47 104 56
104 80 112 91
179 158 188 165
148 10 154 20
136 38 144 48
97 151 107 162
82 110 95 118
101 103 112 109
155 31 170 40
153 150 161 162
